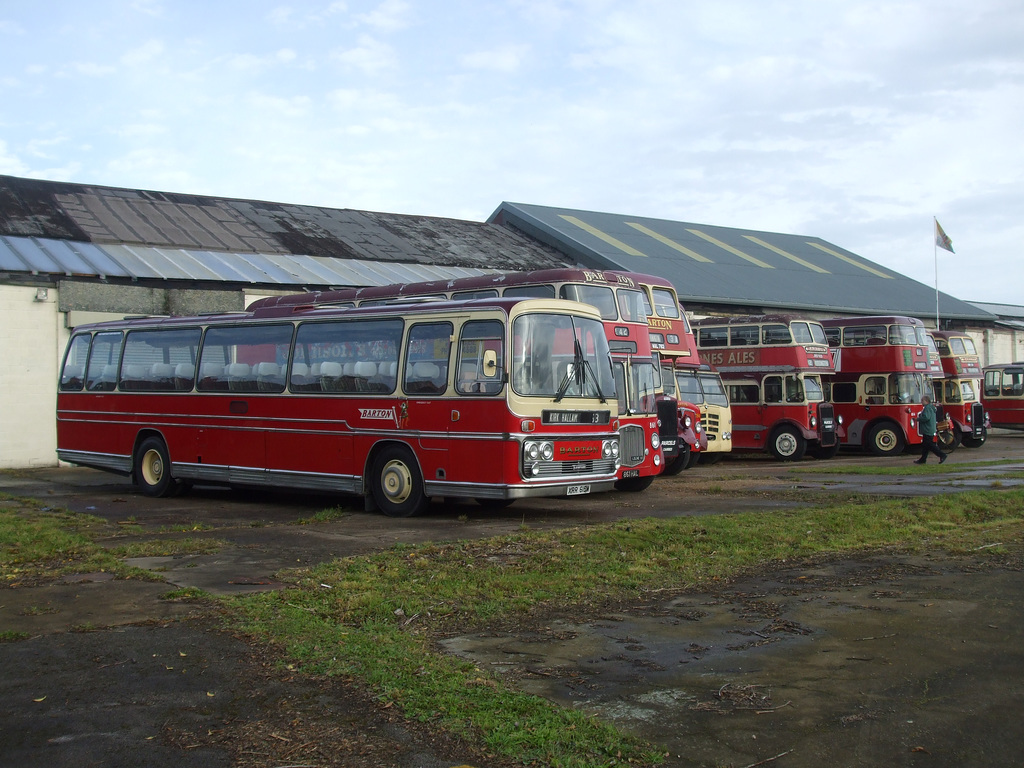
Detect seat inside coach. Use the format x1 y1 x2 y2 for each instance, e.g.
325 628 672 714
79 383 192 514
406 361 447 394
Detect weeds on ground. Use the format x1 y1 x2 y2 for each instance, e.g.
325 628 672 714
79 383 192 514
231 487 1024 768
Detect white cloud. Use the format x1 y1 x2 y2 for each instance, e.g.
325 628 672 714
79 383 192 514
121 39 165 68
460 44 530 73
331 34 398 75
355 0 412 32
69 61 116 77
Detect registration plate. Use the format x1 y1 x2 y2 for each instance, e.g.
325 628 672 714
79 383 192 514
620 469 640 479
566 484 591 496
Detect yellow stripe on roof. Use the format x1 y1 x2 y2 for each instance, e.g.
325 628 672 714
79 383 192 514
559 215 647 257
806 242 893 278
626 222 713 263
686 229 774 268
744 235 830 273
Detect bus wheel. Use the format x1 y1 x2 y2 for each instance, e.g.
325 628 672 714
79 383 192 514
938 426 961 452
370 445 429 517
962 426 987 448
134 436 178 498
615 475 655 492
866 422 905 456
770 426 806 461
810 442 840 460
661 444 691 476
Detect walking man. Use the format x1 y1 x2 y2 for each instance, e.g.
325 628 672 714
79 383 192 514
914 395 947 464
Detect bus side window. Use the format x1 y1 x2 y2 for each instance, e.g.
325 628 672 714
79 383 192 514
85 332 123 392
456 320 504 395
830 382 857 403
1012 373 1024 397
864 376 885 404
763 376 782 403
404 322 452 395
729 384 759 403
60 334 92 391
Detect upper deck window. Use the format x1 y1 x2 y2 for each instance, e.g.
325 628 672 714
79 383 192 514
698 327 728 348
762 324 792 345
650 288 680 319
453 289 498 300
730 325 759 346
560 284 617 320
843 325 887 346
889 325 918 345
616 288 648 323
503 284 555 299
951 337 977 355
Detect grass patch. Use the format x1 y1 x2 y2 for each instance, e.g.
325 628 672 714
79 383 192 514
160 586 211 602
0 500 213 584
296 505 352 524
0 503 125 583
0 630 30 643
230 488 1024 768
109 537 226 558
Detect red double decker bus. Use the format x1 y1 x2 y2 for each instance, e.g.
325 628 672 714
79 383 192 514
253 268 667 491
634 274 729 473
929 330 987 449
821 316 928 456
57 297 622 516
693 315 840 461
982 362 1024 431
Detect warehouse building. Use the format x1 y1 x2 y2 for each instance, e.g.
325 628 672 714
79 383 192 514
0 174 1009 468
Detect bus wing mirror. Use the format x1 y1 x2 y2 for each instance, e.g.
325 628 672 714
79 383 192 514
483 350 498 378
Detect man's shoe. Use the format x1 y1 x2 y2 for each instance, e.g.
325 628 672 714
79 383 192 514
939 454 947 464
914 458 926 464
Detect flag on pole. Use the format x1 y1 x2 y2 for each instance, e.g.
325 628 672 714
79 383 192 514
935 219 955 253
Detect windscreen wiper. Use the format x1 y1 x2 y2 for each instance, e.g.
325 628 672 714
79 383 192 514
555 337 606 403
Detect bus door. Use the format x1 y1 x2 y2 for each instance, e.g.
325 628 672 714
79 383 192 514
399 321 453 483
446 319 509 486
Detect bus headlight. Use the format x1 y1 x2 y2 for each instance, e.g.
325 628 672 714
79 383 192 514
810 416 817 428
837 414 844 425
651 432 661 450
529 462 541 476
602 439 619 459
524 440 553 461
683 415 692 429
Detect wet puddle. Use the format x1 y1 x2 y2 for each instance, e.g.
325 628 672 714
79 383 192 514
443 555 1024 767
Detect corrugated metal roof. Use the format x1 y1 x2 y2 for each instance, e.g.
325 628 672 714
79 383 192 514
0 175 568 277
968 300 1024 319
0 235 497 288
489 202 994 322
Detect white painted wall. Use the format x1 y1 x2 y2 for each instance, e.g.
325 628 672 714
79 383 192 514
0 285 67 468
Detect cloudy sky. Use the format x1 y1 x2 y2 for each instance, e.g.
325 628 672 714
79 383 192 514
1 0 1021 304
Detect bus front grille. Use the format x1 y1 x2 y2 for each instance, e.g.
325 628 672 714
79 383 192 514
529 458 619 479
818 403 838 447
618 424 646 467
971 402 986 435
703 410 721 437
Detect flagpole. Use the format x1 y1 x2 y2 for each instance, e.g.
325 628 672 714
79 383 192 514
933 217 940 329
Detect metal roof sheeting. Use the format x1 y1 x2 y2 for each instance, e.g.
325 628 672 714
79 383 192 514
489 202 995 323
0 235 495 288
